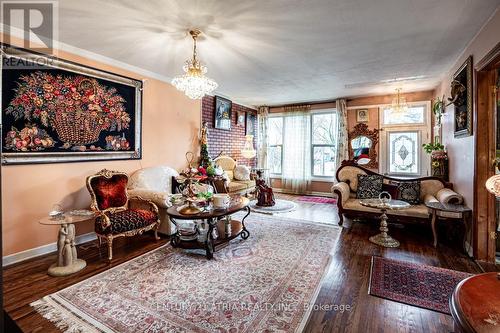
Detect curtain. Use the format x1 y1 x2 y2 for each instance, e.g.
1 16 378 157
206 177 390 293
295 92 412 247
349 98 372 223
335 99 349 170
281 105 311 193
257 106 269 181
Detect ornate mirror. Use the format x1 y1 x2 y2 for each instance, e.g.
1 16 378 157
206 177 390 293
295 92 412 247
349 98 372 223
348 123 379 169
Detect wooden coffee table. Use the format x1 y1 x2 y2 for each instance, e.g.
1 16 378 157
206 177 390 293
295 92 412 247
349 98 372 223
166 196 250 259
450 272 500 333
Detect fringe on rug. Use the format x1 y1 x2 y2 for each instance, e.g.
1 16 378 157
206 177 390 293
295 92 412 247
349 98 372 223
31 298 100 333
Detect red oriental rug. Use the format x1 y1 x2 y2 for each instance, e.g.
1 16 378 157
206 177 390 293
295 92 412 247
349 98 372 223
369 256 472 314
32 214 340 332
297 196 337 204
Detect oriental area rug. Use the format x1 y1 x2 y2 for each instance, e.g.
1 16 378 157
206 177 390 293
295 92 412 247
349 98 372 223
369 256 472 314
32 214 340 332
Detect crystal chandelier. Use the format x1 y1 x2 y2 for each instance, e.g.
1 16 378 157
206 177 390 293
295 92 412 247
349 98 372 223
391 88 409 113
171 29 218 99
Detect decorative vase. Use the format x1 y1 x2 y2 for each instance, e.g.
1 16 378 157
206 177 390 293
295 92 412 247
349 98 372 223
431 150 449 181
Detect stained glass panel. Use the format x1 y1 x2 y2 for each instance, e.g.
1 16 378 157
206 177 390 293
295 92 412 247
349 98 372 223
389 131 419 174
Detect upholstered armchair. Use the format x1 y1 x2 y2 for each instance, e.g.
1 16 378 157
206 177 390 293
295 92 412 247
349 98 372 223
127 166 179 235
86 169 160 260
213 155 255 195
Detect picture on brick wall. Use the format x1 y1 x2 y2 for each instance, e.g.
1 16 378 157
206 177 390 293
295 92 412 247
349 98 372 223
1 45 142 164
214 96 232 130
246 112 256 135
236 111 245 126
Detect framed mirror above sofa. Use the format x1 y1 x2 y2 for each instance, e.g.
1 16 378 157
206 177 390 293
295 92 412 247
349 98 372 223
348 123 379 169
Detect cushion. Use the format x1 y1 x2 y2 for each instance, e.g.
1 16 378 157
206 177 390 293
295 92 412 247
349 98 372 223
96 209 157 234
436 188 463 205
397 181 421 205
420 179 444 201
225 170 234 181
381 183 399 200
356 174 383 199
234 165 251 180
344 199 429 219
128 166 179 193
90 174 128 210
337 166 367 192
227 182 249 192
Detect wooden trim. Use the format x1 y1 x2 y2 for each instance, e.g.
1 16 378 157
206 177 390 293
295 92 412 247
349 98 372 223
475 42 500 71
473 48 500 262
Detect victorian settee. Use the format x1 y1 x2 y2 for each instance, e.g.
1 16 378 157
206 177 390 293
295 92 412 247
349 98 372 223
331 160 463 225
213 155 256 195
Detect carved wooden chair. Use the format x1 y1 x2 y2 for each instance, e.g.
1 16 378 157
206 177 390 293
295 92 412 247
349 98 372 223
86 169 161 261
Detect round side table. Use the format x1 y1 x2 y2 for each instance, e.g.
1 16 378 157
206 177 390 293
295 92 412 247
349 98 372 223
359 198 410 248
424 201 472 250
39 212 95 277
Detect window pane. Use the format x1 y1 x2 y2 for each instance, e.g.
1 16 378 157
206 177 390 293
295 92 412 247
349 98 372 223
313 146 336 176
268 146 282 174
268 117 283 145
383 106 425 125
312 113 337 145
389 131 419 174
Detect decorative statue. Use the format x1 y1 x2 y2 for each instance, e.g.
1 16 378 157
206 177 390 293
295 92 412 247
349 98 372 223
255 171 275 207
200 122 208 145
57 224 68 266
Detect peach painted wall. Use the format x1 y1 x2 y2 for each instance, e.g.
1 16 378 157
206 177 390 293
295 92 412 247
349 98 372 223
2 37 201 256
434 9 500 210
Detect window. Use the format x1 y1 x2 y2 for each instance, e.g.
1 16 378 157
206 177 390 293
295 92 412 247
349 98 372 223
388 131 419 175
268 117 283 174
267 110 338 178
383 105 425 125
312 113 338 177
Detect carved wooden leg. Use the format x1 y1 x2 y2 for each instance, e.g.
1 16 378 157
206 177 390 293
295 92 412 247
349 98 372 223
98 236 102 247
338 213 344 226
107 237 113 261
431 210 438 247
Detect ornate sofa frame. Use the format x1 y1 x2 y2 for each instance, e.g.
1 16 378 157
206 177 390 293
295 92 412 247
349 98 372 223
332 160 455 226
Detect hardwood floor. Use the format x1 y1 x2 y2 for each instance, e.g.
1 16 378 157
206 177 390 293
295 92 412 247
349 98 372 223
3 194 492 332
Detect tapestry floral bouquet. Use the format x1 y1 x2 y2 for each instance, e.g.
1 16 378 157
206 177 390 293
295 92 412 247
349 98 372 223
5 71 131 146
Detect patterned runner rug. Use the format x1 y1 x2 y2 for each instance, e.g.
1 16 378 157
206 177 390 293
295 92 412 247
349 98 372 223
369 256 472 314
32 214 340 332
297 196 337 204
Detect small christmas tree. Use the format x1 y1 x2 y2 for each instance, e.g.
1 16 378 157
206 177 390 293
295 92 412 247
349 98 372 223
199 122 212 168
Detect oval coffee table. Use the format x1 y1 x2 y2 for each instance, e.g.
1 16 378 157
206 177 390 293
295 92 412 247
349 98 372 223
166 196 250 259
359 198 410 248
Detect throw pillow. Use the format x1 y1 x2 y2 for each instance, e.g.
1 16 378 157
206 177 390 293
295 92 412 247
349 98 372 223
356 174 383 199
234 165 251 181
397 181 421 204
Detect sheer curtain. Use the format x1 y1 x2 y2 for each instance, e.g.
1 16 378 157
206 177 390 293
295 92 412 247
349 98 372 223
335 99 349 169
257 106 269 182
281 105 311 194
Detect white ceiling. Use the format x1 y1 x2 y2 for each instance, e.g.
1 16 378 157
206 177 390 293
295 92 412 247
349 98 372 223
54 0 499 106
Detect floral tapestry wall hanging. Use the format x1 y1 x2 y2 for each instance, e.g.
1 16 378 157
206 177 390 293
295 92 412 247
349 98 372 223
1 46 142 164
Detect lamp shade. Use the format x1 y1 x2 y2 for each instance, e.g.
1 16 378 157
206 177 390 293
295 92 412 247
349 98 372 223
241 135 256 159
485 174 500 197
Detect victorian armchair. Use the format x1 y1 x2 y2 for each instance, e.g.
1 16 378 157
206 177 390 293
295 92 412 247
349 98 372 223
86 169 161 260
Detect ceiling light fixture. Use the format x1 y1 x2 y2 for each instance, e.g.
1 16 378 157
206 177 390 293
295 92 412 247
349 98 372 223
391 88 408 114
171 29 218 99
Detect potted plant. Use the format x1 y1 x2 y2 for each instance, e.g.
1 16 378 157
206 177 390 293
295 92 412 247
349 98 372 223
422 141 448 181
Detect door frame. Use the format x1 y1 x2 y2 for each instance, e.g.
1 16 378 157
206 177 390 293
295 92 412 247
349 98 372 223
474 42 500 262
379 101 432 177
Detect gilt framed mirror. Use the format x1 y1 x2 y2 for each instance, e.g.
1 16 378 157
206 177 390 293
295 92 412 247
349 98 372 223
348 123 379 169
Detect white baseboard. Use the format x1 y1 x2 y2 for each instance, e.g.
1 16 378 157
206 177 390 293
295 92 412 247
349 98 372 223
2 232 97 267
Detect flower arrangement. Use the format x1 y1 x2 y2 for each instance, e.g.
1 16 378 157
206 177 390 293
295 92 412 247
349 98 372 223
5 124 55 151
5 72 131 145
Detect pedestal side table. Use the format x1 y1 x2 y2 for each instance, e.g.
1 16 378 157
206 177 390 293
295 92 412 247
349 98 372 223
39 211 95 277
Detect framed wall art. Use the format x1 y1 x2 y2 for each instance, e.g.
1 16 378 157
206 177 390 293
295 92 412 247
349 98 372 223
449 55 473 138
246 112 256 135
1 45 142 164
214 96 232 130
356 109 369 123
236 111 245 126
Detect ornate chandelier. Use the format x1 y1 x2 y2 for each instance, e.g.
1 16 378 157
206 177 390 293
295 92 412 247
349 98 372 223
391 88 409 113
171 29 218 99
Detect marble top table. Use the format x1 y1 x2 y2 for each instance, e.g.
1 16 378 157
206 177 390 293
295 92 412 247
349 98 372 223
360 198 410 248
